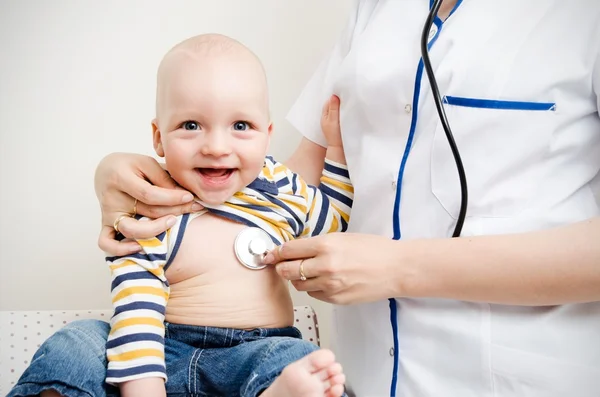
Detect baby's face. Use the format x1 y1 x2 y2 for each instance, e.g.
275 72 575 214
153 52 271 205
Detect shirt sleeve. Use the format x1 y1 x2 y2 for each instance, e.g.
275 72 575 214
104 218 172 385
286 0 367 147
300 158 354 236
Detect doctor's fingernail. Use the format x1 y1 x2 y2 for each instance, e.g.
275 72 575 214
182 193 194 203
263 253 274 264
191 203 203 211
166 216 177 228
130 244 142 252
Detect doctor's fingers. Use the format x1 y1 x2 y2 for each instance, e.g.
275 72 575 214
112 215 177 241
111 154 193 208
276 256 331 283
275 258 346 295
291 270 347 295
275 259 306 281
98 225 141 256
263 237 322 265
134 200 201 220
100 192 196 233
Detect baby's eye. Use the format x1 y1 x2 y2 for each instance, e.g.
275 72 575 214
182 121 200 130
233 121 250 131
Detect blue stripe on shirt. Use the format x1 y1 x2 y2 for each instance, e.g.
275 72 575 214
340 214 348 232
106 252 166 263
247 177 279 195
106 333 165 349
292 173 298 194
240 202 301 235
324 161 350 178
318 183 353 208
312 189 330 236
210 209 262 229
113 301 166 317
165 213 189 270
107 364 166 379
111 272 164 291
276 177 290 188
259 195 304 237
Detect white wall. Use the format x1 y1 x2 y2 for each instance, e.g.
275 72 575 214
0 0 352 349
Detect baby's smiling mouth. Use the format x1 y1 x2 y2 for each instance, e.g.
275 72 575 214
197 168 233 177
195 168 236 184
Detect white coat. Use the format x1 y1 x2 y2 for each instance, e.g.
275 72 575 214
286 0 600 396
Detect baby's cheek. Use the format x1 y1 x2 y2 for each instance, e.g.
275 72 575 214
243 158 266 181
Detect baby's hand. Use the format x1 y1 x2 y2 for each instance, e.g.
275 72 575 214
320 95 343 148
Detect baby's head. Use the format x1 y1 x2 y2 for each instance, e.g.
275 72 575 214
152 33 272 205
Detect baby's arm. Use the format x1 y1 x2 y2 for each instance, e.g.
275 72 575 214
105 224 171 397
301 95 353 236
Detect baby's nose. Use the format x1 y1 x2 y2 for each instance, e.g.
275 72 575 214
200 134 232 156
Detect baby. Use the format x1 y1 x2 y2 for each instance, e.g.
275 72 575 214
105 34 352 397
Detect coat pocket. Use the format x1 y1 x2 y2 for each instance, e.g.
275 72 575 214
430 96 557 218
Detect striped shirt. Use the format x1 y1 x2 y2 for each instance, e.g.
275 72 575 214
105 156 353 383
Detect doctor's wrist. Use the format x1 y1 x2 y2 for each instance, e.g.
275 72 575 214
388 238 443 299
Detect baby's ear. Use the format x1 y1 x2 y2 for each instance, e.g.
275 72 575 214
151 119 165 157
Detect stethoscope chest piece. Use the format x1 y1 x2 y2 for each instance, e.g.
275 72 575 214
234 227 275 270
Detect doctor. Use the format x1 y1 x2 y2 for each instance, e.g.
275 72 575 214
94 0 600 396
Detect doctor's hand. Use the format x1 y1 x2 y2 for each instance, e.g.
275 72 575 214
95 152 200 256
263 233 412 305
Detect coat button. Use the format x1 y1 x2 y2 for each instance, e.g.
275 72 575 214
429 26 438 40
389 347 395 356
404 104 412 113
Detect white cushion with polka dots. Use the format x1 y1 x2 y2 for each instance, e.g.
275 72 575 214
0 306 320 395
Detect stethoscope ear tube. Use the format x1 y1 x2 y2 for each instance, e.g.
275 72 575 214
420 0 468 238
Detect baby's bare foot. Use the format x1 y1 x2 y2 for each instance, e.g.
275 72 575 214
261 349 346 397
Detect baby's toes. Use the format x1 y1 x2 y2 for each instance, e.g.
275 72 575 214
326 380 346 397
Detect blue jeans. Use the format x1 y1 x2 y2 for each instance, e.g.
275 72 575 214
8 319 320 397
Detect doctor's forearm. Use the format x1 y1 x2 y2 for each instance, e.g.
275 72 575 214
404 217 600 305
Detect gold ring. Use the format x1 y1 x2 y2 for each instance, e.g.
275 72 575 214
132 198 138 217
113 214 132 234
299 259 307 281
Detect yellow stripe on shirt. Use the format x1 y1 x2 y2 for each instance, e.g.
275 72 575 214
112 286 168 303
233 193 279 209
277 194 307 215
109 259 138 272
331 203 349 223
223 203 291 231
110 317 165 332
108 348 164 362
138 238 163 248
320 176 355 193
327 215 340 233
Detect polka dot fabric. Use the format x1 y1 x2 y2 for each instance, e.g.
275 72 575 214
0 306 319 395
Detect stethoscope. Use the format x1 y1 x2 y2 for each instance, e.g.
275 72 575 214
234 227 274 270
422 0 468 238
235 0 468 270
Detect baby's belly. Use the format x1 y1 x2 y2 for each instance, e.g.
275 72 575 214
164 213 294 329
